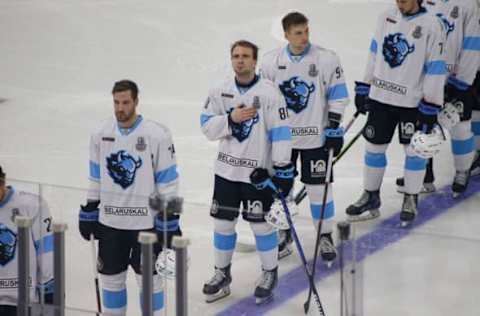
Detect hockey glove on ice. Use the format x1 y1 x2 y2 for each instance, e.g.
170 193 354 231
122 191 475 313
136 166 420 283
272 163 294 197
78 200 101 241
354 81 370 114
417 99 441 132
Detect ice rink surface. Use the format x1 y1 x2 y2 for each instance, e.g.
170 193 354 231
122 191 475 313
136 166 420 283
1 0 479 315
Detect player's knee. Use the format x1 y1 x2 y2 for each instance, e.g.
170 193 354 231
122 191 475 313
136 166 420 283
451 120 473 140
250 222 278 252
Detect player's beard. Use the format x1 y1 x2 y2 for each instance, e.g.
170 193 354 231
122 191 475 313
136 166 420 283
115 110 135 124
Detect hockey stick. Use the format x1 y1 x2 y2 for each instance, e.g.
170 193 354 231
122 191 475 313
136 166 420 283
278 195 327 316
294 123 364 205
304 148 334 314
90 235 102 315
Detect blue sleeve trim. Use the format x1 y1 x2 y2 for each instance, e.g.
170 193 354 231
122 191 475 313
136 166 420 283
365 152 387 168
155 165 178 184
423 60 446 75
268 126 291 143
34 234 54 255
310 201 335 220
103 289 127 309
214 232 237 251
79 209 99 222
418 100 440 115
463 37 480 51
451 137 474 155
327 83 349 101
447 76 470 91
254 231 278 252
155 218 179 232
274 165 294 179
200 114 214 127
89 161 100 180
370 39 377 54
354 82 370 95
405 155 426 171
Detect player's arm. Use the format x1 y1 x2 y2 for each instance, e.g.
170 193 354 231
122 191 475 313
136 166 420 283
363 13 383 84
326 54 349 119
87 133 100 202
32 197 54 304
447 3 480 94
420 18 447 131
200 90 231 141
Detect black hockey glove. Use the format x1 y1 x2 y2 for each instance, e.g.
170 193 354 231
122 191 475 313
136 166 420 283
417 99 441 132
444 80 474 120
154 213 182 248
272 163 294 197
78 201 101 241
324 114 344 157
354 81 371 114
250 168 278 197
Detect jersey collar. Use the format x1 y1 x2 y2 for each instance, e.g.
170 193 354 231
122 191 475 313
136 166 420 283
235 74 259 95
286 43 311 63
403 6 427 20
0 186 15 208
117 115 143 136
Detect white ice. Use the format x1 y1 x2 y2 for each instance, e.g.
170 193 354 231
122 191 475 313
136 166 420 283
1 1 479 315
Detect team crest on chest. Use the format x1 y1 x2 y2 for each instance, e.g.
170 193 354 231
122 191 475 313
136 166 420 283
0 224 17 266
106 150 143 189
279 76 315 113
382 33 415 68
252 96 261 109
308 64 318 77
450 6 459 19
10 208 20 223
228 108 259 142
412 26 422 39
136 137 146 152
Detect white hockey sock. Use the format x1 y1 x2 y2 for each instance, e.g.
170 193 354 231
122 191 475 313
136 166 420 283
451 121 474 171
100 271 128 316
250 222 278 271
213 218 237 269
403 145 427 194
135 274 164 316
363 142 389 191
305 184 334 234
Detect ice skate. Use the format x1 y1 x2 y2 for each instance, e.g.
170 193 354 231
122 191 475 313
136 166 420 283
254 267 278 305
452 170 471 198
469 151 480 177
203 265 232 303
400 193 417 227
278 229 293 259
346 190 381 222
395 177 436 194
319 233 336 268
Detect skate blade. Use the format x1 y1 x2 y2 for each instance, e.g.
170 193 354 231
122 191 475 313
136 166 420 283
324 260 334 268
205 286 231 303
256 294 273 305
397 185 435 194
347 209 380 222
400 220 412 228
470 168 480 177
452 192 462 199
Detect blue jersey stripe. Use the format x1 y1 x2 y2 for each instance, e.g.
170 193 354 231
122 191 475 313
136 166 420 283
370 39 377 54
268 126 291 142
34 234 54 255
463 37 480 51
89 161 100 180
154 165 178 184
424 60 446 75
327 83 348 101
200 114 214 127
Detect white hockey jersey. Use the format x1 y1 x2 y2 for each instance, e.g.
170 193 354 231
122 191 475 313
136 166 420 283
87 115 179 230
260 44 349 149
0 187 53 306
200 76 292 184
425 0 480 88
364 7 447 108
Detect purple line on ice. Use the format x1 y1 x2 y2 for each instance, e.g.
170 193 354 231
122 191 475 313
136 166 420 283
216 177 480 316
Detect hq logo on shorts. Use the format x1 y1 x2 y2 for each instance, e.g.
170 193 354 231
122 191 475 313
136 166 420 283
228 109 259 142
382 33 415 68
106 150 142 189
279 76 315 114
0 224 17 266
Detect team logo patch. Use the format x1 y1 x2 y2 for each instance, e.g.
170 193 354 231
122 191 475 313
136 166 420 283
365 125 375 139
308 64 318 77
310 160 326 178
400 122 415 139
136 137 146 152
0 224 17 266
279 76 315 113
227 109 259 142
436 13 455 37
106 150 142 189
10 208 20 223
383 33 415 68
252 96 261 109
450 6 459 19
412 26 422 39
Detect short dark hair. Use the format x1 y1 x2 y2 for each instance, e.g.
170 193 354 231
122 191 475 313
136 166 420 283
112 79 139 100
230 40 259 60
0 166 5 183
282 12 309 32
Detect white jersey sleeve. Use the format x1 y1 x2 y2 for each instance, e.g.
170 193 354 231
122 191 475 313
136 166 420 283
365 8 447 108
0 188 53 305
200 90 231 141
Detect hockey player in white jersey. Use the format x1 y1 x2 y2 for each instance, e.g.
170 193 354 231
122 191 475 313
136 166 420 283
472 68 480 176
260 12 349 265
0 166 54 316
397 0 480 197
79 80 182 316
201 40 293 305
347 0 447 225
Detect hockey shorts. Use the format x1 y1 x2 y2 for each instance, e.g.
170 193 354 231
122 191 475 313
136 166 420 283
291 147 334 185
